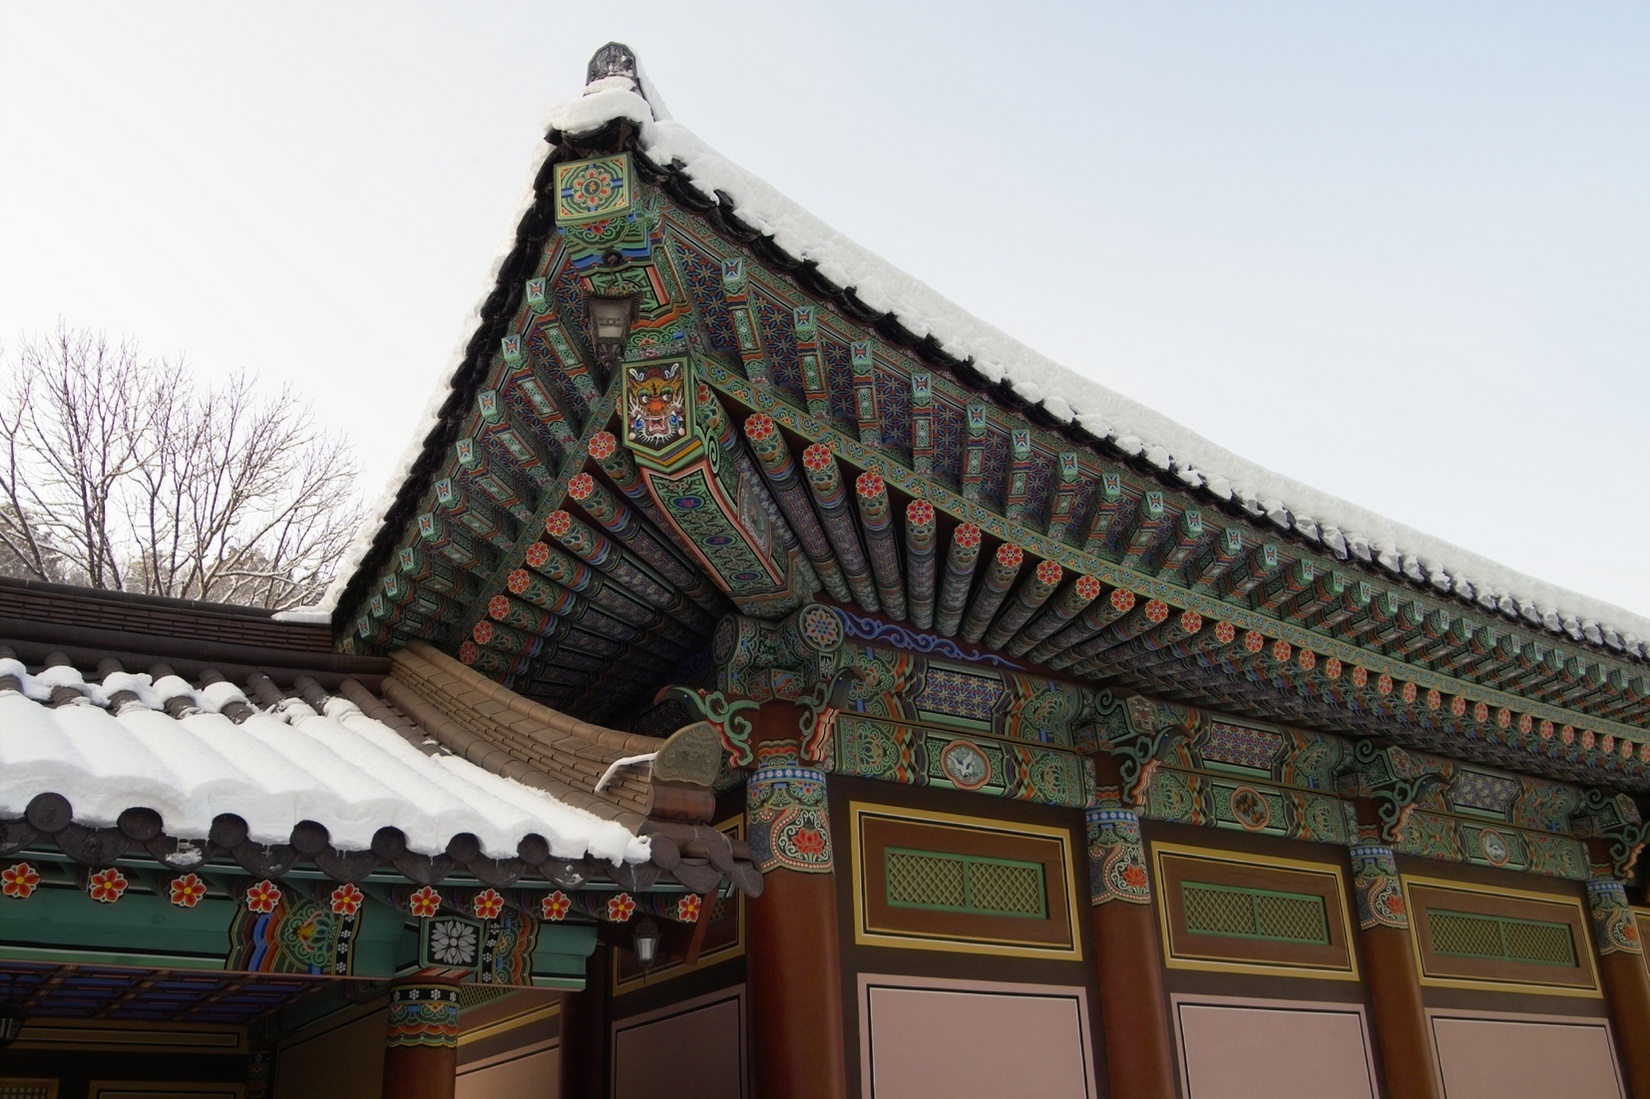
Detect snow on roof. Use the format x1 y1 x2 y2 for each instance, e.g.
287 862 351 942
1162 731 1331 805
306 47 1650 659
0 658 648 866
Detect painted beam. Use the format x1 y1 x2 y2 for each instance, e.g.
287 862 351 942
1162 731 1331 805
744 414 852 603
934 523 983 638
904 500 939 629
800 443 880 612
854 470 906 620
960 543 1024 644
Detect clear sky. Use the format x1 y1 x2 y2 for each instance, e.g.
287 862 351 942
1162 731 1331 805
2 3 1646 619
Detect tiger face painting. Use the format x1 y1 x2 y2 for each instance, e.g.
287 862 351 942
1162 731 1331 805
625 361 686 447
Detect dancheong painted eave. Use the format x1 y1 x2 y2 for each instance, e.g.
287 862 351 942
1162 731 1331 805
318 43 1650 663
312 43 1650 797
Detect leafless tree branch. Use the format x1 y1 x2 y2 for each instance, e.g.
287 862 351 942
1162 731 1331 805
0 322 364 609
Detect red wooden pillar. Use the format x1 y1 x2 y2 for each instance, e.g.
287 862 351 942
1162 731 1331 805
381 978 461 1099
1348 836 1440 1099
744 699 848 1099
1588 877 1650 1098
559 944 610 1099
1086 755 1177 1098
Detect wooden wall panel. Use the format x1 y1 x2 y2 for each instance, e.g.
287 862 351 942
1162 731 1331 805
857 974 1095 1099
1171 995 1377 1099
610 988 746 1099
1429 1011 1623 1099
455 1043 557 1098
273 1005 384 1098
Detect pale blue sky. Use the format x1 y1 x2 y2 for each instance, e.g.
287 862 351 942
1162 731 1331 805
2 3 1646 618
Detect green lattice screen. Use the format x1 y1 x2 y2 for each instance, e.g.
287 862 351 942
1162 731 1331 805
1181 881 1330 944
1426 910 1576 967
885 848 1047 919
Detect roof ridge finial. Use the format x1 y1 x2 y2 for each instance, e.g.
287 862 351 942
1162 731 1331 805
587 42 639 87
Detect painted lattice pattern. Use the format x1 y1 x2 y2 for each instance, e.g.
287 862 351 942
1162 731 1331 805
914 667 1005 722
887 849 967 908
1427 910 1576 966
967 860 1046 916
885 849 1047 918
1448 770 1523 816
875 366 912 456
978 427 1009 506
1022 450 1055 523
930 398 965 482
1202 721 1286 771
671 240 737 353
820 336 860 429
754 292 802 395
1182 883 1329 944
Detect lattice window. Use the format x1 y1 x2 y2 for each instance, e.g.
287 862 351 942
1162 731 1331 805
885 848 1046 919
1427 910 1576 967
1182 882 1329 944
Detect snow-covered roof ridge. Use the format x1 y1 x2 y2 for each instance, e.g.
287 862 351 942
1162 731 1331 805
536 48 1650 654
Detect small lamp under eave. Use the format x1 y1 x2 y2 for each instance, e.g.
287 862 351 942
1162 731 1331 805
631 917 662 974
588 293 635 368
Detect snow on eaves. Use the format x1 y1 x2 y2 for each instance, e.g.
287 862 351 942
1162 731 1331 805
547 74 1650 655
301 59 1650 659
0 660 648 865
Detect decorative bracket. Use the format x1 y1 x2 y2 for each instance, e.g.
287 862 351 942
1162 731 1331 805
1570 789 1648 880
656 686 761 770
795 665 874 766
1337 740 1450 845
1090 689 1194 809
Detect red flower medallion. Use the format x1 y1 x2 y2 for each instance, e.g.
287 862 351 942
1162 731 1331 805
330 883 364 916
409 886 442 919
473 888 505 920
169 873 207 908
245 879 281 914
2 862 41 899
88 867 128 904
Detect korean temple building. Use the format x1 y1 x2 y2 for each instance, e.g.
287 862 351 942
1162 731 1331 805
4 42 1649 1099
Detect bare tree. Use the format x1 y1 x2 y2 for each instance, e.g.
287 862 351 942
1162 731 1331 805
0 323 365 610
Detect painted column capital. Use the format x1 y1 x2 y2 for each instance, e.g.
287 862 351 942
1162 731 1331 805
385 981 461 1049
1085 797 1150 906
1348 839 1408 931
1586 876 1643 956
746 738 833 875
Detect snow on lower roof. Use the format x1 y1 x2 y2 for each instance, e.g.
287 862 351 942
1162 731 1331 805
0 659 648 866
305 48 1649 659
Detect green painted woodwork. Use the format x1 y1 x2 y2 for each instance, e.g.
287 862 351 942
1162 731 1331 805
342 158 1650 793
1180 881 1330 945
883 848 1047 920
1425 909 1577 967
1 888 233 969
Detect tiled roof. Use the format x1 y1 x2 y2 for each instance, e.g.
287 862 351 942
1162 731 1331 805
1 583 758 896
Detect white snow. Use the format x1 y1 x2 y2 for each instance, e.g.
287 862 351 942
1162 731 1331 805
550 65 1650 654
303 51 1650 661
0 665 649 866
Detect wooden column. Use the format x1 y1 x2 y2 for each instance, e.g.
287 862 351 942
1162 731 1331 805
559 944 610 1099
744 699 848 1099
1086 754 1177 1098
1588 877 1650 1098
1348 837 1440 1099
381 978 461 1099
